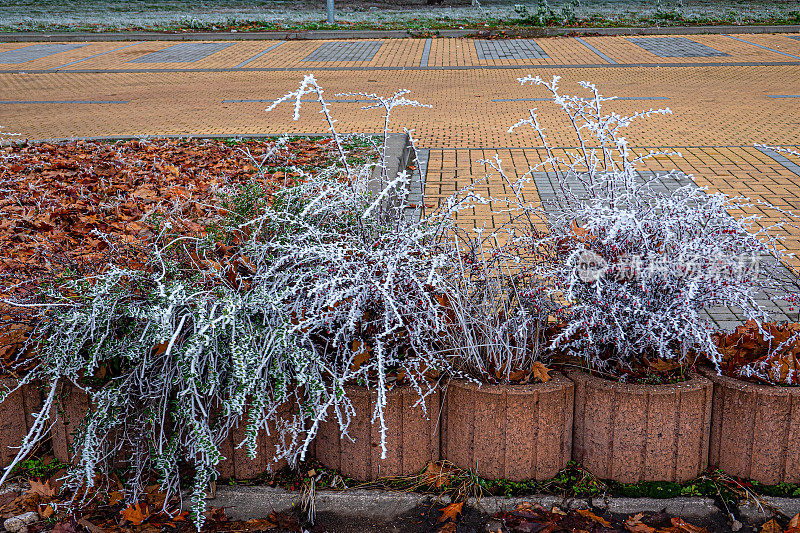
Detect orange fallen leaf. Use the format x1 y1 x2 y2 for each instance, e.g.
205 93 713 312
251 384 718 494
437 501 464 523
107 490 123 506
27 479 56 498
121 502 150 526
666 517 711 533
577 508 611 527
788 513 800 533
762 519 783 533
531 361 552 383
625 513 656 533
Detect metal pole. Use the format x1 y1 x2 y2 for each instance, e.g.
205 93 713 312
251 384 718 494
327 0 335 24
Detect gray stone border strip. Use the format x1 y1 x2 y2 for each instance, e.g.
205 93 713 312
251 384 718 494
493 96 669 102
756 146 800 177
234 40 284 68
420 38 431 67
724 34 800 59
2 60 800 74
573 36 617 64
0 100 129 104
1 24 799 42
50 41 141 69
768 94 800 98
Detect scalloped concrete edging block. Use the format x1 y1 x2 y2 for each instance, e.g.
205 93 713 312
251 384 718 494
218 402 293 481
442 375 574 482
569 370 713 483
0 378 40 468
50 380 90 465
703 369 800 484
315 385 440 481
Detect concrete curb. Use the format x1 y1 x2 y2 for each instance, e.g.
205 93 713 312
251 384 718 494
207 486 733 523
0 25 799 42
738 497 800 522
592 496 720 519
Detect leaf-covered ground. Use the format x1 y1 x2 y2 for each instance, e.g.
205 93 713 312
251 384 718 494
0 137 369 279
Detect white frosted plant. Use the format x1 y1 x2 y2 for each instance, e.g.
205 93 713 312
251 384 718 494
506 75 800 374
0 242 316 529
253 75 475 457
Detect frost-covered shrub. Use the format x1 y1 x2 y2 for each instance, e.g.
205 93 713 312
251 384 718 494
0 240 314 527
507 76 798 375
251 75 473 456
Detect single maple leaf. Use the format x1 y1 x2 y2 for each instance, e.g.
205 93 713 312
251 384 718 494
27 479 55 498
121 502 150 525
625 513 656 533
437 501 464 523
577 508 611 527
761 519 783 533
531 361 552 383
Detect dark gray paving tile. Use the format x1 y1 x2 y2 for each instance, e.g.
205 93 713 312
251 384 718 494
0 43 88 64
627 37 729 57
302 41 382 62
474 39 549 60
128 42 233 63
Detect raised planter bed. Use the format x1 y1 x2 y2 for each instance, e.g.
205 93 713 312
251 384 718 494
441 375 574 482
315 384 440 481
0 377 41 469
702 369 800 484
569 369 713 484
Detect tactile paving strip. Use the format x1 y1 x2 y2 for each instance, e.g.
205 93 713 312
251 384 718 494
128 42 234 63
0 43 88 64
302 41 382 62
474 39 549 60
627 37 729 58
